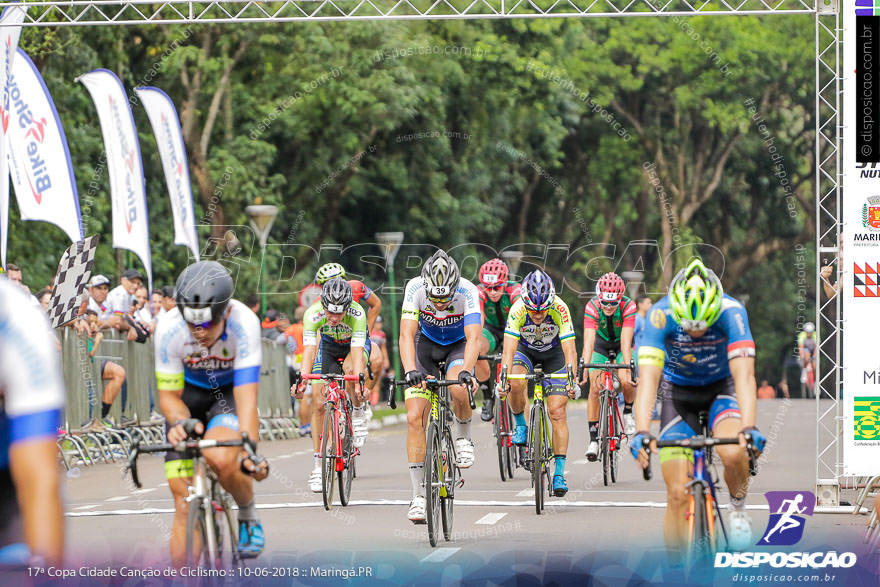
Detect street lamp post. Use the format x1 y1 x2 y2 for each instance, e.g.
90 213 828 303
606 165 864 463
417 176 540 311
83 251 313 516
621 270 644 300
245 204 278 316
501 250 524 280
376 232 404 380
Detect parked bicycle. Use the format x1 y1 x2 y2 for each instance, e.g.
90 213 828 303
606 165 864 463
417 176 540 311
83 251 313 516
391 361 475 547
579 354 634 486
302 372 364 511
126 427 265 569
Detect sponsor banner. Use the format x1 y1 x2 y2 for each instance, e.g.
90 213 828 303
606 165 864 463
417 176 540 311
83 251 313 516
844 0 880 473
6 47 82 246
0 3 25 268
77 69 152 287
133 86 199 261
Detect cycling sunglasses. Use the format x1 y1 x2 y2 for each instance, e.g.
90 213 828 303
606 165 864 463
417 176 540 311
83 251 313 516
428 295 453 305
484 284 504 292
599 299 620 309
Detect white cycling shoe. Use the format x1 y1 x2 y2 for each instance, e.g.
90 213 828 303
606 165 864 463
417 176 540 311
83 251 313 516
455 438 476 469
352 409 368 448
726 510 754 551
308 467 322 493
408 495 427 524
623 413 636 436
585 440 599 462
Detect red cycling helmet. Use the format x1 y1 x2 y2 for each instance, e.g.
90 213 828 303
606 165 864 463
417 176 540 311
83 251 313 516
596 272 625 304
479 258 509 288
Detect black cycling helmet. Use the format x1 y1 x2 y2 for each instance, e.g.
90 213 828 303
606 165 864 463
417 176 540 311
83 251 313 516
175 261 234 326
321 277 353 313
421 250 460 301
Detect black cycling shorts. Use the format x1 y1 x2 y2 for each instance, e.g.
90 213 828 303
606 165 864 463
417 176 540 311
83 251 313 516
414 331 467 379
164 382 238 473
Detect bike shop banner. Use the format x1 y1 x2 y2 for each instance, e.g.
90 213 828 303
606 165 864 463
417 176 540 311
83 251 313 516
0 3 26 268
133 86 199 261
6 48 82 245
77 69 152 288
843 0 880 475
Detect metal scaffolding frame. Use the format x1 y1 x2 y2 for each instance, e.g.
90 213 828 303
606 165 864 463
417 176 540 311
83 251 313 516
12 0 844 501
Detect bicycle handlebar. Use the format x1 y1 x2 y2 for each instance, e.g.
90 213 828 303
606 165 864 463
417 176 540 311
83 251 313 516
393 378 461 388
302 373 363 382
578 357 635 380
478 353 502 361
639 434 758 482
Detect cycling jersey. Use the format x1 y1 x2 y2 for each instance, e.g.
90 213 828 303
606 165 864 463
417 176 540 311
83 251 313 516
0 279 65 470
401 277 481 345
584 296 637 343
478 282 521 330
349 280 373 304
504 297 576 353
106 284 134 316
154 300 263 391
302 301 368 348
797 331 817 354
638 294 756 387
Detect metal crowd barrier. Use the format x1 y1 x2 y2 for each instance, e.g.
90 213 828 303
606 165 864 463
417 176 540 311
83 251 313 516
57 328 299 470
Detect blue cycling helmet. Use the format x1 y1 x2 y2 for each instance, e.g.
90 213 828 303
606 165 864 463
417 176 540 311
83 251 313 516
521 270 556 311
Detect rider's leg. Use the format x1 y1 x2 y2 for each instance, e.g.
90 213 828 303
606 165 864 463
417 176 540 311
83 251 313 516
405 394 430 498
475 334 491 382
547 393 569 475
202 422 254 511
588 369 603 443
714 416 750 505
311 381 327 469
447 362 474 426
167 465 194 567
621 378 636 412
661 454 692 562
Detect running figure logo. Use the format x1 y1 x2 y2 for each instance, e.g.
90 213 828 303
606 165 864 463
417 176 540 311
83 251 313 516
759 491 815 546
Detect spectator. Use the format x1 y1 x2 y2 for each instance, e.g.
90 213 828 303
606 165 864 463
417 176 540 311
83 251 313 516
245 293 261 316
4 263 27 292
777 378 791 399
87 275 119 330
150 289 163 319
284 306 309 435
261 308 280 339
82 309 128 432
36 287 52 313
133 285 155 332
633 295 653 361
160 285 176 312
107 269 144 340
757 379 776 399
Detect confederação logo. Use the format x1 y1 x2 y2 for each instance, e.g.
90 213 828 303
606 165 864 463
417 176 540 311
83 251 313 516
758 491 815 546
854 397 880 440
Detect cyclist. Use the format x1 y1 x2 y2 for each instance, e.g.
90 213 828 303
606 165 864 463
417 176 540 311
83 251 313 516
400 250 481 523
582 272 638 461
797 322 817 387
631 259 766 557
154 261 269 566
498 269 579 497
315 262 383 406
475 258 521 421
292 278 371 492
0 278 65 566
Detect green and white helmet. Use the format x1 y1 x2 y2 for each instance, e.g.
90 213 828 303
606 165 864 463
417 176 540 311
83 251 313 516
668 259 724 331
315 262 346 285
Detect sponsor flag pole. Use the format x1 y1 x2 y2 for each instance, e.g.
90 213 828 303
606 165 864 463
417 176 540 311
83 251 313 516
6 48 83 246
133 86 199 261
0 3 26 268
77 69 152 289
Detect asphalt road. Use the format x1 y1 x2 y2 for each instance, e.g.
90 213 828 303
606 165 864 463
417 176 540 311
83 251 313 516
53 399 876 585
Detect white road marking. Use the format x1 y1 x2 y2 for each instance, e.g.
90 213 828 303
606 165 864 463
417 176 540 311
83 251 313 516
517 488 534 497
421 548 460 564
274 454 293 460
73 504 99 510
157 483 168 487
132 488 156 495
574 459 589 465
475 512 507 525
105 496 129 502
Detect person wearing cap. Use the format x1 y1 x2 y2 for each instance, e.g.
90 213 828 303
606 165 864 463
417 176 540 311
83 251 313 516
107 269 144 340
87 275 119 331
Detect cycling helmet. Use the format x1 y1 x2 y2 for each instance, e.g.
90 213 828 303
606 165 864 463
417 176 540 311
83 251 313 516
804 322 815 333
321 277 353 314
315 262 346 285
596 272 625 304
479 258 509 288
421 250 460 301
520 270 556 311
668 259 724 331
175 261 234 326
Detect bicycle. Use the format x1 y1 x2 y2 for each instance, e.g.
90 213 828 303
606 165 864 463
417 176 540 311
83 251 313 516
480 353 517 482
302 372 364 511
499 363 576 515
390 361 475 547
126 428 264 569
579 355 634 486
641 412 757 565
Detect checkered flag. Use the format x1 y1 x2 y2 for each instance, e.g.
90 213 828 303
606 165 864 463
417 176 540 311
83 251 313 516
48 236 99 328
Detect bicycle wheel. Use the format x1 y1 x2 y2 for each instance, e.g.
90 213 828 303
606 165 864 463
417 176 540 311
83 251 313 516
504 400 516 480
599 396 610 486
217 490 242 569
529 403 544 515
494 395 507 482
540 405 552 508
688 485 713 563
424 421 442 547
610 399 621 484
321 408 337 511
441 426 456 541
339 425 354 506
185 498 208 568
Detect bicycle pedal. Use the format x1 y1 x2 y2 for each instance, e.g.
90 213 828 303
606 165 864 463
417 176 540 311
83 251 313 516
456 478 465 489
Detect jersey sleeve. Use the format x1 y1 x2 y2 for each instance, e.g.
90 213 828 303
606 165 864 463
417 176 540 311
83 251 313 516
620 298 637 328
348 303 368 348
154 310 186 391
504 299 526 340
719 297 756 360
583 300 601 331
348 279 372 303
461 279 482 327
302 303 322 347
478 287 487 316
554 298 576 342
637 305 671 368
507 283 522 301
231 304 263 386
401 278 421 322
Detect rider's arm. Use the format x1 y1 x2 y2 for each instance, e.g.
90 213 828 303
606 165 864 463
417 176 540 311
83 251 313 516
362 287 382 333
730 357 757 429
635 363 662 435
233 382 260 441
555 299 578 373
501 300 524 372
620 326 634 365
721 301 758 429
582 300 599 361
461 281 483 374
10 440 64 565
349 304 368 376
154 320 191 425
400 278 420 374
231 309 263 443
561 338 579 376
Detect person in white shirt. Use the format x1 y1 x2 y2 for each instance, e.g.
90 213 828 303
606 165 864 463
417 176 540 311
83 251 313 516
106 269 144 341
